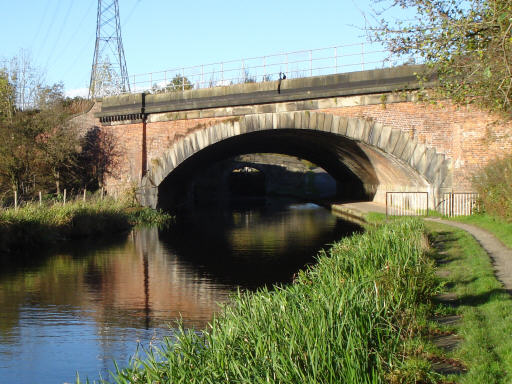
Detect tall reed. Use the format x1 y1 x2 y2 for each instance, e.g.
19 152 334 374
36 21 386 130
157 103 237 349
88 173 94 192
98 219 438 384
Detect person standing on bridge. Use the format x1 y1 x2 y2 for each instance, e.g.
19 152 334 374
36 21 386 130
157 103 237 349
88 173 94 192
278 72 286 94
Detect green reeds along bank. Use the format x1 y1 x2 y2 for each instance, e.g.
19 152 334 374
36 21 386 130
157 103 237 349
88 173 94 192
93 220 439 384
0 199 173 255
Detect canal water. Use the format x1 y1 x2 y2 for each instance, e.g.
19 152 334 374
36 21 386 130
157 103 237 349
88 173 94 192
0 200 359 384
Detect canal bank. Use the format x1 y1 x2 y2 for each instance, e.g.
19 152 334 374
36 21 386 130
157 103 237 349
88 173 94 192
329 200 512 293
7 197 509 383
330 201 386 225
0 199 172 257
329 201 512 382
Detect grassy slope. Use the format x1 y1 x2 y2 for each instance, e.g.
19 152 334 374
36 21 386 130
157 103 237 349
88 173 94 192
426 221 512 383
96 220 439 384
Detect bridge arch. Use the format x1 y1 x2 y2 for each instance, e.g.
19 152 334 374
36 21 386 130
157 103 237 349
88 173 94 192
137 111 451 209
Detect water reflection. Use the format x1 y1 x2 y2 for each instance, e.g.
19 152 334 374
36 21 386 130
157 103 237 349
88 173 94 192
163 202 360 287
0 201 359 384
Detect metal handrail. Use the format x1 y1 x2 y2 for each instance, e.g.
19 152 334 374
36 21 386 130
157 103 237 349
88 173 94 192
123 42 416 95
438 192 479 217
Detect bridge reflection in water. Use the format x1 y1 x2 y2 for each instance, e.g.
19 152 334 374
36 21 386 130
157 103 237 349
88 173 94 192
0 200 359 384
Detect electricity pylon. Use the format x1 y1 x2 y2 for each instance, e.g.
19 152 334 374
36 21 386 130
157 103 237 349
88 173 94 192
88 0 130 99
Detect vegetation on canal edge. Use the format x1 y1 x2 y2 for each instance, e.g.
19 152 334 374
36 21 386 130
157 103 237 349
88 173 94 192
0 199 173 255
366 208 512 250
83 220 442 384
366 212 512 382
426 221 512 383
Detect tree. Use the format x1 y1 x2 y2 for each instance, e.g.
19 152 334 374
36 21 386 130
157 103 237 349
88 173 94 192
0 53 83 197
163 74 193 92
0 111 41 193
0 52 115 200
0 70 15 123
2 50 45 110
35 82 66 110
242 70 256 83
368 0 512 115
472 154 512 219
80 127 120 189
37 111 81 195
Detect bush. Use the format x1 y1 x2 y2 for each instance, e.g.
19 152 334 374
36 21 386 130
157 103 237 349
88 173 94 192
472 155 512 220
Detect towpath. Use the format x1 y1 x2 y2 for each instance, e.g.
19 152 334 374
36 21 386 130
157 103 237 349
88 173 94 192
331 202 512 291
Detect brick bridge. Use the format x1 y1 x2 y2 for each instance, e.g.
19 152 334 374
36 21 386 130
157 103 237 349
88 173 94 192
89 64 511 209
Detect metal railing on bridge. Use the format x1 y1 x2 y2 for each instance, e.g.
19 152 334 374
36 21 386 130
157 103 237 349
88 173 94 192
127 42 418 94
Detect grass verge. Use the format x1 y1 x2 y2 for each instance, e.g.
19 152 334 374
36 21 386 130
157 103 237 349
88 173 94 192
448 214 512 249
366 211 512 248
0 199 173 255
426 221 512 383
86 220 440 384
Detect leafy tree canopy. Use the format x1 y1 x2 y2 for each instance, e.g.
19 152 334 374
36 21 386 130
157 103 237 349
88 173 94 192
0 70 15 122
0 52 98 198
164 74 193 92
369 0 512 115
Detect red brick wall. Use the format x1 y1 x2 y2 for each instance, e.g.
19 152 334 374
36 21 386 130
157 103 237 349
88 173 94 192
321 102 512 190
103 101 512 194
104 117 230 192
103 123 142 192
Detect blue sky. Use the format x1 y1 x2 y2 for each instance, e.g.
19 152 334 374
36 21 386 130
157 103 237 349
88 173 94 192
1 0 404 97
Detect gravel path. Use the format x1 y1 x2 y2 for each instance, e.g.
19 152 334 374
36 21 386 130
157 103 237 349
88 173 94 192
426 218 512 292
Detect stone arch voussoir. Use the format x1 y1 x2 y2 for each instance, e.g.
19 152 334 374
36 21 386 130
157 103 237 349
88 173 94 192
139 111 452 208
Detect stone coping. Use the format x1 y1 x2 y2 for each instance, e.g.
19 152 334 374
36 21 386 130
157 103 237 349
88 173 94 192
98 64 434 119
